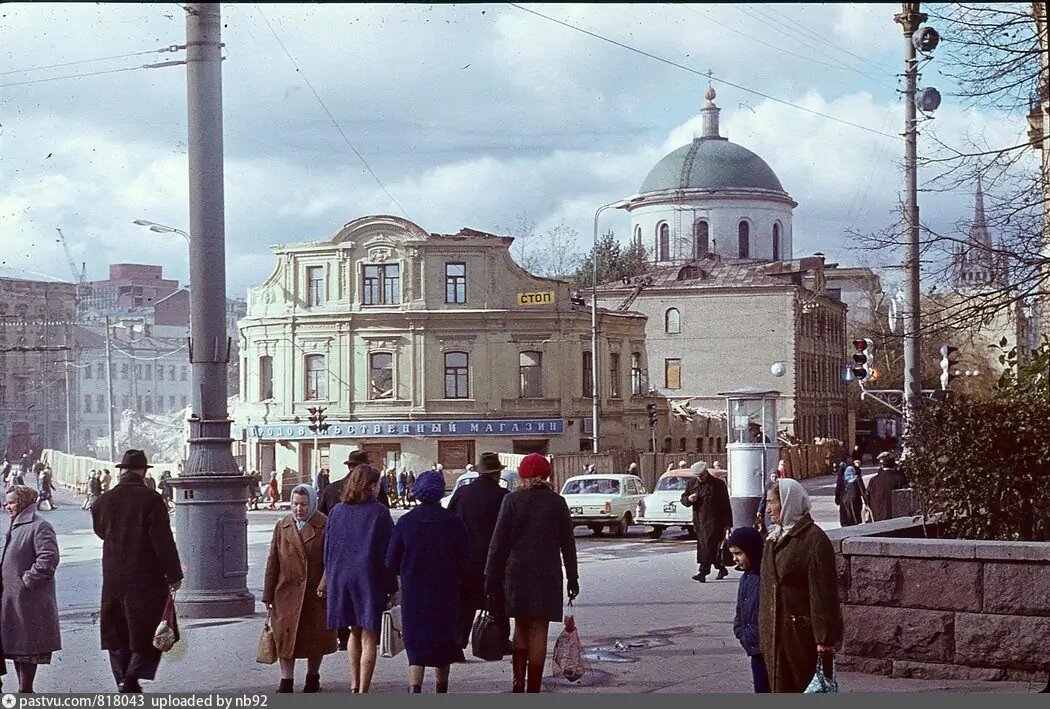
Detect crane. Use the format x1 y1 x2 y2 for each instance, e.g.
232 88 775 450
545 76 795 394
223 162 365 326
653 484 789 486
55 228 86 295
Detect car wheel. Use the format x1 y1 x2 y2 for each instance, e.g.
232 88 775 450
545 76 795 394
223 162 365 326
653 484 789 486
648 527 664 540
615 513 632 538
589 524 604 537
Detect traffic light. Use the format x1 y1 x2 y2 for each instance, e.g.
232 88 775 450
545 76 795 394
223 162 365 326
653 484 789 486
939 345 959 390
646 402 658 428
307 406 330 434
850 338 876 383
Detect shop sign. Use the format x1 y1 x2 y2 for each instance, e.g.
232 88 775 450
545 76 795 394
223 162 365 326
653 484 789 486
238 418 565 440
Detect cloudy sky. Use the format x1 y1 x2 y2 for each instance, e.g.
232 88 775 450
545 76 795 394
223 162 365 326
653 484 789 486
1 3 1028 297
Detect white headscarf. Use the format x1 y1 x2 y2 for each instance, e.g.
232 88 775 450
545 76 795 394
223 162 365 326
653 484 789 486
766 478 812 543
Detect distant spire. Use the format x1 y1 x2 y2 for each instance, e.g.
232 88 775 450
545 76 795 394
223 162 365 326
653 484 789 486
700 83 721 140
969 174 991 249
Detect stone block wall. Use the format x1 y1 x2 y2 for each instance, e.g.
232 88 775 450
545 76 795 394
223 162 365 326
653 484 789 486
827 520 1050 681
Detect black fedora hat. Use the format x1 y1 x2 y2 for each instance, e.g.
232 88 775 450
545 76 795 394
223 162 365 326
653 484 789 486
344 449 370 468
476 451 506 474
116 449 152 470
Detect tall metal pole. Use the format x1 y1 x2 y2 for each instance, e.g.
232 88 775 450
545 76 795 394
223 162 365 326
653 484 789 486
591 207 605 454
169 2 254 618
104 316 116 461
63 362 72 454
896 3 925 451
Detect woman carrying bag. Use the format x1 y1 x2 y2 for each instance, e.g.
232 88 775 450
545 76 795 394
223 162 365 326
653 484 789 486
262 484 337 693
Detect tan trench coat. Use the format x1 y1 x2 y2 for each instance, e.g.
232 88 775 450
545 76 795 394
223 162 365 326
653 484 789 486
758 513 843 693
262 513 337 659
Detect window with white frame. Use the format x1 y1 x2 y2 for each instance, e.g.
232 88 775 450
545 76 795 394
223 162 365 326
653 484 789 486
370 352 394 399
362 264 400 305
519 351 542 398
306 266 325 307
305 355 326 400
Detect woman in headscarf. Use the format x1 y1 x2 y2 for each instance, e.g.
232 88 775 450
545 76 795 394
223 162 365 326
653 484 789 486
758 478 842 693
385 470 470 693
1 485 61 693
834 459 869 527
262 484 337 693
485 454 579 693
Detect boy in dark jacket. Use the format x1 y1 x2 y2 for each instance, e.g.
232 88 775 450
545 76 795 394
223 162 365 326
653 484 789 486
727 526 770 693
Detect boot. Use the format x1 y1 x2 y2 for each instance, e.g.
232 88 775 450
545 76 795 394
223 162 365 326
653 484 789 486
436 682 448 694
303 674 320 693
511 650 527 693
408 685 422 693
525 660 544 693
277 678 294 693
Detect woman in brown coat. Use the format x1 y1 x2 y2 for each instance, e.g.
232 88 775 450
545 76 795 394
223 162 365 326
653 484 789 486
263 484 337 693
758 478 842 693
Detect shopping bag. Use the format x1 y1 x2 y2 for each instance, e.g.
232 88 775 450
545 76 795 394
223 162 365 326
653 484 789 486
470 610 510 661
153 591 180 653
804 656 839 693
256 611 278 664
719 538 735 568
861 505 874 524
552 602 586 682
380 605 404 658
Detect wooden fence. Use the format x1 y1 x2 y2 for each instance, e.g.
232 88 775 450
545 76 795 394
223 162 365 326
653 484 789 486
780 440 846 480
40 449 182 494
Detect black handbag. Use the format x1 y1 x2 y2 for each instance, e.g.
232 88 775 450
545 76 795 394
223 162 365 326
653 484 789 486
471 610 510 661
719 538 735 568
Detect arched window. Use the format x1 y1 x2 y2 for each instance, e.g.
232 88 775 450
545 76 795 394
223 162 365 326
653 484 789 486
738 221 750 258
694 220 710 258
665 308 681 334
772 223 782 261
633 225 642 245
657 222 670 261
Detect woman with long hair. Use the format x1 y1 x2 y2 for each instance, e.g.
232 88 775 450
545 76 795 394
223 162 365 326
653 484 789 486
485 453 578 693
323 464 395 693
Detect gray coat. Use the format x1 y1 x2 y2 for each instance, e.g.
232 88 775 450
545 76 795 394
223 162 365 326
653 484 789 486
1 508 62 655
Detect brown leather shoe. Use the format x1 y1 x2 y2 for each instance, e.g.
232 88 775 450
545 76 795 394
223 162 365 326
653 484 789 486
512 650 527 693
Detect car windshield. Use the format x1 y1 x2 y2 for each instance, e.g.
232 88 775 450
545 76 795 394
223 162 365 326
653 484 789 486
656 476 690 492
562 478 621 495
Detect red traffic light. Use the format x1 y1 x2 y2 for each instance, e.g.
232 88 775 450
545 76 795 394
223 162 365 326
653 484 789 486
852 339 869 351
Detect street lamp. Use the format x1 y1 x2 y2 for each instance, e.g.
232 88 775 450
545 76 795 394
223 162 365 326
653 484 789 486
133 219 190 243
591 195 644 454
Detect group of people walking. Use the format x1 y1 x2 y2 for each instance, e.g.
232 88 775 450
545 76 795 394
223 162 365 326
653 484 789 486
263 450 578 693
833 452 909 527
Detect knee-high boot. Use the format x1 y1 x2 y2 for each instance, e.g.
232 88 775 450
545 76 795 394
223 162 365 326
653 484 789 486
525 660 544 693
511 650 527 693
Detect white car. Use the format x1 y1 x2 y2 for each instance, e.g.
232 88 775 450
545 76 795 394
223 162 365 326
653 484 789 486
441 469 520 508
636 469 695 539
560 474 647 537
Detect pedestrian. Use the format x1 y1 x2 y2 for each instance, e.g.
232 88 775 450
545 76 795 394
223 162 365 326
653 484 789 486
726 526 769 693
582 463 596 475
37 467 57 511
485 453 579 693
680 462 733 582
386 470 471 693
866 453 909 522
755 470 779 533
323 464 396 693
447 452 510 661
158 470 174 513
387 469 399 507
1 485 61 693
100 468 112 493
316 468 330 498
91 450 183 693
834 459 869 527
85 471 103 512
266 471 280 511
10 466 24 487
144 471 157 493
758 478 842 693
318 450 369 517
378 469 392 509
397 469 408 508
406 470 417 506
627 462 640 478
263 484 337 693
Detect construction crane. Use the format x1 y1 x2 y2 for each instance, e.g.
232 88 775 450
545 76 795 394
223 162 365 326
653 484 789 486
55 228 86 286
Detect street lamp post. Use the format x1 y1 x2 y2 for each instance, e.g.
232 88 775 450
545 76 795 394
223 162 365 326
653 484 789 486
132 219 190 244
591 196 643 454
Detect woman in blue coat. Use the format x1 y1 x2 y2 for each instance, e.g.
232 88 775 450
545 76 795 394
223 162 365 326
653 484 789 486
322 464 396 693
386 470 471 693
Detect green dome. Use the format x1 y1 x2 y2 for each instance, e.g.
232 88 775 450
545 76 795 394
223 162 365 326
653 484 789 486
640 138 785 194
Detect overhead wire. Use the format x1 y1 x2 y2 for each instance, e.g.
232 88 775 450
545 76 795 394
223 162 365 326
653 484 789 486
0 47 177 77
0 64 170 89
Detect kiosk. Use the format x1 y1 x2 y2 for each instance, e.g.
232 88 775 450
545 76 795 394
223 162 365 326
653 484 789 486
719 388 781 528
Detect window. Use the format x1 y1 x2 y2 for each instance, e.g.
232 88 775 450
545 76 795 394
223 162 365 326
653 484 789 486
773 223 782 261
738 221 750 258
86 365 93 379
657 223 670 261
634 225 642 244
696 437 704 452
582 351 594 397
679 437 687 452
665 308 681 334
445 263 466 304
136 396 143 411
443 352 469 398
609 352 621 398
305 355 327 400
169 366 176 381
169 396 176 410
180 366 188 381
96 363 104 379
96 395 104 413
259 355 274 400
84 429 92 444
306 266 325 307
145 397 153 414
144 365 152 379
135 365 142 380
665 358 682 390
695 220 710 257
662 437 672 453
157 395 163 411
181 396 188 408
370 352 394 399
362 264 400 305
519 351 542 398
84 395 92 413
121 364 129 380
631 352 643 395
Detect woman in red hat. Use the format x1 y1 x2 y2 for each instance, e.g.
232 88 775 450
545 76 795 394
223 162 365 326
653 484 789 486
485 453 579 693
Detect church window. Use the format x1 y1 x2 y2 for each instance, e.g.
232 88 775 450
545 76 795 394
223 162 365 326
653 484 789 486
634 225 642 244
738 221 750 258
773 223 782 261
657 223 670 261
665 308 681 334
694 220 710 257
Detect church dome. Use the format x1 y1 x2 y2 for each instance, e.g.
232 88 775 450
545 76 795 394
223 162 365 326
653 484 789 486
640 138 785 194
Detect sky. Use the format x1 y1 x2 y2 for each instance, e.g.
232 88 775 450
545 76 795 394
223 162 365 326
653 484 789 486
0 3 1030 298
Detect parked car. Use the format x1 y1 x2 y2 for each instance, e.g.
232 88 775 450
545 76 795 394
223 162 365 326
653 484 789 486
636 469 694 539
441 469 520 508
560 474 647 537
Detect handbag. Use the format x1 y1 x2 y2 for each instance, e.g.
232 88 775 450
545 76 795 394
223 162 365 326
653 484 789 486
804 656 839 693
256 611 278 664
380 605 404 658
153 591 180 653
861 505 874 524
470 610 510 661
719 537 735 568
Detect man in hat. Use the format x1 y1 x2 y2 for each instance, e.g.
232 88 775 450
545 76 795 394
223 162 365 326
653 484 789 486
92 449 183 693
448 452 510 661
867 453 909 522
680 461 733 582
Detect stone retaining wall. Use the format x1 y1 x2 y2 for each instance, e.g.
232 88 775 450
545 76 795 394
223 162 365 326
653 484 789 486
828 519 1050 682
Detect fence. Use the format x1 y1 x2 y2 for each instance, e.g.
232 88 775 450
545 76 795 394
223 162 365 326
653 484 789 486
780 440 846 480
40 449 182 494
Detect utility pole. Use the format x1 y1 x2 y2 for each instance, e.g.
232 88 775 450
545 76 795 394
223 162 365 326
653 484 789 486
63 362 72 454
168 2 254 619
104 316 116 461
896 2 926 450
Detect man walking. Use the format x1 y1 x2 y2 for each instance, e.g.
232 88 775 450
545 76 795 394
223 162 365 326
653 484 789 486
447 452 510 660
680 462 733 582
92 450 183 693
866 453 909 522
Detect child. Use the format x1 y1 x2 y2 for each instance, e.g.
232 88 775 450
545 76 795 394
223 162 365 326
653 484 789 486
727 526 770 693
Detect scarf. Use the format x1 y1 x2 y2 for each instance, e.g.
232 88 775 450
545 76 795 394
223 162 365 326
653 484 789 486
766 478 812 543
291 483 318 532
843 465 859 485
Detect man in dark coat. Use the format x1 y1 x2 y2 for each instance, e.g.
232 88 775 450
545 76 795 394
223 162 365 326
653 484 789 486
866 453 909 522
92 450 183 693
447 452 510 657
680 461 733 582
